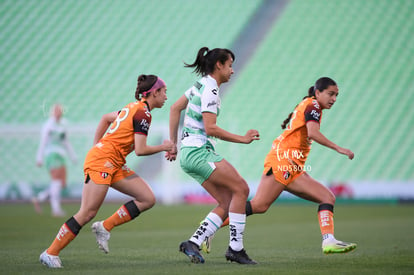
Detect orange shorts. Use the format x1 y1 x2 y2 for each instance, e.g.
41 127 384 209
263 150 305 186
84 165 135 185
83 147 135 185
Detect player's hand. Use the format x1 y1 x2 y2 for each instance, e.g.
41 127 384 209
243 129 260 144
165 151 177 161
337 147 354 160
36 161 43 167
163 140 175 152
165 144 177 161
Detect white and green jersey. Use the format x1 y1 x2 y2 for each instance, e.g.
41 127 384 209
181 75 221 148
36 117 76 163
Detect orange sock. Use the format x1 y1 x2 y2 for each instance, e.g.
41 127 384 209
103 201 140 232
221 217 229 227
221 201 253 228
318 209 334 236
47 223 77 256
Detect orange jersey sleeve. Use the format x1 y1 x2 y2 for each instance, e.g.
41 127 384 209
94 100 152 168
272 97 322 165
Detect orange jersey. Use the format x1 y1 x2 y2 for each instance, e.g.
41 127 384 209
85 100 152 172
271 97 322 166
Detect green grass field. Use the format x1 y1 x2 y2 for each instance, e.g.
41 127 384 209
1 202 413 274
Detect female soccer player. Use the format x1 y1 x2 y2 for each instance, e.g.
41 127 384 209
34 103 77 217
39 74 174 268
204 77 357 254
167 47 260 264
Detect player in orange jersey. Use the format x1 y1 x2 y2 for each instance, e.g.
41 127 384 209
39 74 174 268
203 77 357 255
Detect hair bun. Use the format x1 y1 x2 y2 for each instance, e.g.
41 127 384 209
138 74 147 83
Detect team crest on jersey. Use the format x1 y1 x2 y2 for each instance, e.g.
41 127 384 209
312 99 320 109
144 107 151 117
101 172 109 179
283 171 290 180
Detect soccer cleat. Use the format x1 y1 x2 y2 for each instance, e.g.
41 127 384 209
225 246 257 264
201 234 214 254
179 240 205 264
91 221 110 253
39 250 63 268
322 239 357 254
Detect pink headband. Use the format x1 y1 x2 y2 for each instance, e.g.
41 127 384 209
142 77 166 97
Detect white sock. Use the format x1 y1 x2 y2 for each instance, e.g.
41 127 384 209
189 212 223 247
322 234 336 244
229 212 246 251
37 187 50 202
50 180 63 214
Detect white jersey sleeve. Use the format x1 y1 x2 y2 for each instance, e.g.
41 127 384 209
201 83 219 114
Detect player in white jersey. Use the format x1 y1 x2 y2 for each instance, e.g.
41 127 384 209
167 47 260 264
33 104 77 217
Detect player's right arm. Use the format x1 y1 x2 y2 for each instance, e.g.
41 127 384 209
166 95 188 161
93 111 118 145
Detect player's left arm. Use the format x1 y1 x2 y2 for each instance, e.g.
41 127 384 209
134 134 173 156
203 112 259 144
133 109 173 156
306 121 354 159
201 86 259 144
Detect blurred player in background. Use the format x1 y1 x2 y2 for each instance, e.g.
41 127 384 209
34 103 77 217
167 47 260 264
204 77 357 255
39 74 174 268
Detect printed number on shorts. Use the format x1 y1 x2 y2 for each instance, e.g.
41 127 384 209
108 108 129 134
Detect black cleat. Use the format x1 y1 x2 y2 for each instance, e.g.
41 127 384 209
225 246 257 264
179 241 205 264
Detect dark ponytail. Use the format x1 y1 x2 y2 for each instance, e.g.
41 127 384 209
185 47 235 76
304 86 316 100
281 112 293 130
135 74 158 100
281 77 337 129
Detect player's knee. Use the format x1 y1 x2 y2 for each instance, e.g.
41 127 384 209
233 186 249 202
329 194 336 205
322 191 336 205
148 195 156 208
139 194 156 210
236 179 250 198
